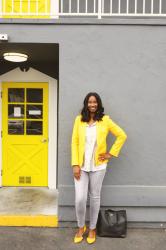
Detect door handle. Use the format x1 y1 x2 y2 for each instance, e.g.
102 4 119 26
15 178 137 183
41 138 48 143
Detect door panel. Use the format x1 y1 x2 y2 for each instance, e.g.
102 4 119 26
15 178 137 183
2 82 48 186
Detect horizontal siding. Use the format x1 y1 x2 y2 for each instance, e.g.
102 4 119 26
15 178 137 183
59 206 166 222
58 185 166 206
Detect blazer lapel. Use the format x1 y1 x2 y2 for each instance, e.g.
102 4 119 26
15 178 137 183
96 121 99 146
80 121 86 146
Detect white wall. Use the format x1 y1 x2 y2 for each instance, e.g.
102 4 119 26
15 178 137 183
0 67 57 189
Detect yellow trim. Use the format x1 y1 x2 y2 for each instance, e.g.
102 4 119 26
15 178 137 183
0 215 58 227
2 0 50 19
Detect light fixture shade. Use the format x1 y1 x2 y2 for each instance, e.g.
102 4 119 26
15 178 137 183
3 52 28 62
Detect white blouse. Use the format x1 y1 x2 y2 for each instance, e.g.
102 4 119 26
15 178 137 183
81 122 107 172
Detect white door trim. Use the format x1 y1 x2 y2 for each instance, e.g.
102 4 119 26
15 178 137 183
0 83 2 186
0 67 57 189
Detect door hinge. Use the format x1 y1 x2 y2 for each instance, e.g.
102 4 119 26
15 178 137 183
1 170 3 176
1 131 2 138
0 91 2 98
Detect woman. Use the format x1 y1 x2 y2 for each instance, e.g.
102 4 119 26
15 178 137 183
71 92 127 244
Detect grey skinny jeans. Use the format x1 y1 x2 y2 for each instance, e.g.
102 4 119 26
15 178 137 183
74 169 106 230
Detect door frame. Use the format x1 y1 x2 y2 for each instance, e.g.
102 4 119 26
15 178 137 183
0 67 57 189
0 82 2 185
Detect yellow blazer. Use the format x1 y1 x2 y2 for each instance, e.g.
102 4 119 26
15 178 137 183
71 115 127 167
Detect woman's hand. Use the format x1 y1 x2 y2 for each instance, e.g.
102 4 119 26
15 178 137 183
73 165 81 180
98 153 112 162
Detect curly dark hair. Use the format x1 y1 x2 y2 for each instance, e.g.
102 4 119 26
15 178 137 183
81 92 105 122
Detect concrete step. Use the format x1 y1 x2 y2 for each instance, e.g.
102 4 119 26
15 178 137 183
0 187 58 227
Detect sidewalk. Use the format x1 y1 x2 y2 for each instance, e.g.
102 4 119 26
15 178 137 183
0 227 165 250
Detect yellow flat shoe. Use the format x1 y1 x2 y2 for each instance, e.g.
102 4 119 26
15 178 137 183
87 236 96 244
87 230 96 244
74 225 86 243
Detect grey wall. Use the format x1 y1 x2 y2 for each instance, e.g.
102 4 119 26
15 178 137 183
0 23 166 223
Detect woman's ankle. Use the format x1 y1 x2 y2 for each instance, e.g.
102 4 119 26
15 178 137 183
76 226 85 236
88 228 96 237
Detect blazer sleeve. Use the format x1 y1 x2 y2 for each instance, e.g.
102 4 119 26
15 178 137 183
107 116 127 157
71 116 80 166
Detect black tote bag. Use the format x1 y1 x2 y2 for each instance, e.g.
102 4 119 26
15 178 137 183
97 209 127 238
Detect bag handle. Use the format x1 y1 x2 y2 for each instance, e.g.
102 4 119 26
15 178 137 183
105 209 118 225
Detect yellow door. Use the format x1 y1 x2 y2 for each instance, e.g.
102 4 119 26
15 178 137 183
2 82 48 187
2 0 50 18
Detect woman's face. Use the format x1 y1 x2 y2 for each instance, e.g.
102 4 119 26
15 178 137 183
87 95 98 113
